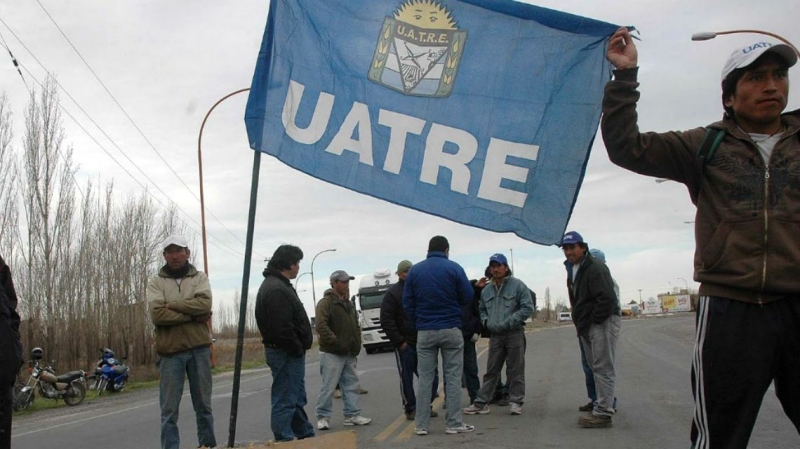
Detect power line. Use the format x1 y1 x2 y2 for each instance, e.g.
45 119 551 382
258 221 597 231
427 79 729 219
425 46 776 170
32 0 259 257
0 22 246 261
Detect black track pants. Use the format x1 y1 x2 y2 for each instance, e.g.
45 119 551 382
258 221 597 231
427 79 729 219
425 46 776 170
691 295 800 448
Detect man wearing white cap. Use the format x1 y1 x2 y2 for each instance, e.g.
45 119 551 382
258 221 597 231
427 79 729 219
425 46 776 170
147 235 216 449
603 27 800 447
314 270 372 430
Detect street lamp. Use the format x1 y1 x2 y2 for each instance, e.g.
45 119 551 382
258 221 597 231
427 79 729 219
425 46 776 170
310 249 337 309
677 277 689 292
295 271 311 289
692 30 800 57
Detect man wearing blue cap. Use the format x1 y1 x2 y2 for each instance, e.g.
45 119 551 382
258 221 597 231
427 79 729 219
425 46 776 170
605 27 800 446
561 232 620 428
464 253 534 416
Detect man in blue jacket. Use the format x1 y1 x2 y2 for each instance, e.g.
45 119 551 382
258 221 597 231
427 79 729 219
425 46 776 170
403 236 474 436
464 253 533 416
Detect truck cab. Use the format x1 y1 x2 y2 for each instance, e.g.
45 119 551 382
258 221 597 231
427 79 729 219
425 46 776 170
356 269 397 354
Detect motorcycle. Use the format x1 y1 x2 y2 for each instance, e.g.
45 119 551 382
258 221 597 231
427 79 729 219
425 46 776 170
88 348 129 395
13 347 86 411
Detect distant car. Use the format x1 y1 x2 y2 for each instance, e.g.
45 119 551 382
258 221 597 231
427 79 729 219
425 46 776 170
557 312 572 322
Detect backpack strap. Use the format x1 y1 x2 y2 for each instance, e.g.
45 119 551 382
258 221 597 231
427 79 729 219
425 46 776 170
688 128 726 204
697 128 726 174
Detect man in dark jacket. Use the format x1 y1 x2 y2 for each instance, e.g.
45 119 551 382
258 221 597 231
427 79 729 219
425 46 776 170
604 27 800 447
0 255 22 449
561 231 620 428
463 277 485 404
404 235 475 435
255 244 315 443
380 260 438 420
314 270 371 430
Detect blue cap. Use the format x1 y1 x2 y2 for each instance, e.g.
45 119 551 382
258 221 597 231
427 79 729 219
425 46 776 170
561 231 584 246
489 253 508 265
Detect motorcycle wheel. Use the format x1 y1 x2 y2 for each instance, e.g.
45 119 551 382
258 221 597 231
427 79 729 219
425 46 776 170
64 381 86 406
13 387 33 412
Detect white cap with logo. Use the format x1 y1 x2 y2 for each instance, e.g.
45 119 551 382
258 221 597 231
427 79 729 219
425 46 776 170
721 41 797 81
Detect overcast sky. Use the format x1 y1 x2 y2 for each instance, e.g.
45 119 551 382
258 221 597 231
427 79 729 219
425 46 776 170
1 0 797 317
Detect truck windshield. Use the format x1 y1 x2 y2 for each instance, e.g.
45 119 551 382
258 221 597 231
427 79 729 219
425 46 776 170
359 292 384 310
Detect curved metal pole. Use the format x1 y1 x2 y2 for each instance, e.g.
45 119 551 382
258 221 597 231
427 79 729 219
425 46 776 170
197 87 251 275
294 271 311 288
310 249 337 309
677 277 689 292
196 87 249 376
692 30 800 57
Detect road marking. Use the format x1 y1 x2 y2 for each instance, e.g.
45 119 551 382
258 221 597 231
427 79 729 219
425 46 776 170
13 368 272 438
373 413 408 442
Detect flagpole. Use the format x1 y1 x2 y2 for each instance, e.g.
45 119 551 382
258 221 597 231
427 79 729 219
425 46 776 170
227 149 261 448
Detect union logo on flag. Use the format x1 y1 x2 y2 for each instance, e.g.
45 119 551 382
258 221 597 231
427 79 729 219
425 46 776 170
368 0 468 98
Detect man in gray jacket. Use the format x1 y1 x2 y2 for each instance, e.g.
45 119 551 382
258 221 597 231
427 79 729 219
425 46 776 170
464 253 533 416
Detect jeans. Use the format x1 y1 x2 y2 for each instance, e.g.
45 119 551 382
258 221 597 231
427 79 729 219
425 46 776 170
462 336 480 403
417 328 464 429
265 348 315 442
157 346 216 449
394 343 439 414
580 315 621 417
474 329 526 406
316 352 361 418
579 338 597 402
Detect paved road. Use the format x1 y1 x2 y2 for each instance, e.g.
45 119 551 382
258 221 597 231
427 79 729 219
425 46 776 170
11 315 800 448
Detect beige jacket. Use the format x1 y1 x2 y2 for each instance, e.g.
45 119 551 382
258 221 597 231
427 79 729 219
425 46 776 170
147 263 212 355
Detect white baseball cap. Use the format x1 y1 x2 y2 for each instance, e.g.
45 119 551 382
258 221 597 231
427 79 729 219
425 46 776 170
161 234 189 250
721 41 797 81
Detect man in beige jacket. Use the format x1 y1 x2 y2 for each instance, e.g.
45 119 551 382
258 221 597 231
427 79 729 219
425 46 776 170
148 235 216 449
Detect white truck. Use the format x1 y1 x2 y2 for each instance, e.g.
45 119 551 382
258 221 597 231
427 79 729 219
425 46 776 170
355 268 397 354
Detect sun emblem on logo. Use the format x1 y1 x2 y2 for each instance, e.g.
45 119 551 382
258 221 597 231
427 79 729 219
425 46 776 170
368 0 467 97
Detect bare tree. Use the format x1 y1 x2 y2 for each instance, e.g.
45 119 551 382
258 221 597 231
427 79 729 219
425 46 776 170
0 93 19 261
18 77 77 361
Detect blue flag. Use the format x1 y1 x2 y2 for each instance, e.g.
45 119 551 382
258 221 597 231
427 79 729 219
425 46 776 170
245 0 620 245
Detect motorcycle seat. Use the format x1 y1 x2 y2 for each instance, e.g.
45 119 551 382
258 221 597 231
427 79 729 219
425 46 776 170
56 371 85 383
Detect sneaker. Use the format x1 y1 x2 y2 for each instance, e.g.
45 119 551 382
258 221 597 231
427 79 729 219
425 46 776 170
357 386 369 394
578 414 612 428
343 415 372 426
463 403 490 415
317 417 330 430
510 403 522 415
405 411 415 421
578 402 594 412
333 388 342 399
414 428 428 436
430 408 438 418
445 424 475 434
497 395 510 406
